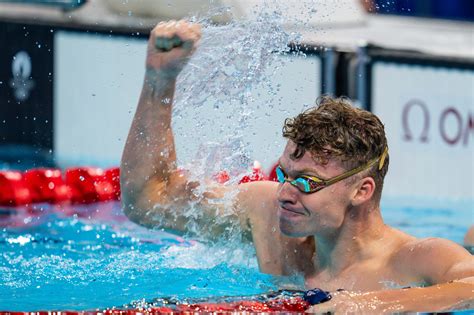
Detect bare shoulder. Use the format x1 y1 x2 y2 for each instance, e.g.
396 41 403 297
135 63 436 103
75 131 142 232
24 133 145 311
236 180 279 227
237 180 279 207
396 237 472 261
393 235 474 284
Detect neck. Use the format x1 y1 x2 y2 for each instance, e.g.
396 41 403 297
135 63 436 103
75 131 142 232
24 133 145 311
314 202 387 275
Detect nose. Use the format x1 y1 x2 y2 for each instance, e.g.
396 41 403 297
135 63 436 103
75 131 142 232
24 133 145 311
276 181 298 205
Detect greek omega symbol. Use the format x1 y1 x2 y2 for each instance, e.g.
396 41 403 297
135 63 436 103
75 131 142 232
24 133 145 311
9 51 35 102
402 99 430 143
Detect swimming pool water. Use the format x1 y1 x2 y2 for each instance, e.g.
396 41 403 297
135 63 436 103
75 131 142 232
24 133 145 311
0 202 275 311
0 197 472 311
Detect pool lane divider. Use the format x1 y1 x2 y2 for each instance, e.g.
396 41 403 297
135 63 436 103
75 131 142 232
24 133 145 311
0 167 120 206
0 162 276 207
0 296 310 314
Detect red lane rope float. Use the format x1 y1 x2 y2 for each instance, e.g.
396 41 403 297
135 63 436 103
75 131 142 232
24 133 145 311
0 170 32 206
238 161 267 184
66 167 121 204
24 168 71 204
0 162 278 207
0 167 121 206
174 296 310 313
3 297 310 314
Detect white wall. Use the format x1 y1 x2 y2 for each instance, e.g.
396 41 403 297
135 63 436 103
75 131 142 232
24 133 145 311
372 62 474 201
54 31 146 167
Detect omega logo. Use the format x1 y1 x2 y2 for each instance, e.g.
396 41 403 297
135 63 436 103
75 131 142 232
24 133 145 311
402 100 430 142
402 99 473 147
9 51 35 102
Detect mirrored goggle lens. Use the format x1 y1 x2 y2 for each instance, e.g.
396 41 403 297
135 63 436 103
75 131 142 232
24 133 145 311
275 166 286 183
276 166 311 193
276 166 322 193
293 177 311 193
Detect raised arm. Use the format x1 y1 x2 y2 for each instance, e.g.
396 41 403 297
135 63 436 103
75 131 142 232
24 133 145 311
120 21 312 276
121 21 203 229
120 21 257 236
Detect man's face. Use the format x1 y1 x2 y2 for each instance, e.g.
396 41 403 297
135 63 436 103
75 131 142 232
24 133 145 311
276 141 353 238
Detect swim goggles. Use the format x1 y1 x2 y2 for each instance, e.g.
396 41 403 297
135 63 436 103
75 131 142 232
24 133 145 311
276 147 388 194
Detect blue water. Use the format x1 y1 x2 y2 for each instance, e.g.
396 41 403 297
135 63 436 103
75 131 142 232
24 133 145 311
382 197 473 244
0 202 275 311
0 196 472 311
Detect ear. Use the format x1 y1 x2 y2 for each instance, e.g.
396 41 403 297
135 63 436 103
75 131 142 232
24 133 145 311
351 176 376 206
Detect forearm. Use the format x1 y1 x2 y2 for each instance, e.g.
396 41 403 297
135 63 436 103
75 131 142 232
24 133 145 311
364 281 474 312
119 21 240 235
309 280 474 314
121 69 178 208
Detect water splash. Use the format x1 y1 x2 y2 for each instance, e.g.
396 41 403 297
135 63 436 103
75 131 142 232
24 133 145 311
162 6 308 244
173 6 301 176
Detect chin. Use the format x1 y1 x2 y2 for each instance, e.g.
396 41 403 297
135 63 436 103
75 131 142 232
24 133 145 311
278 216 312 238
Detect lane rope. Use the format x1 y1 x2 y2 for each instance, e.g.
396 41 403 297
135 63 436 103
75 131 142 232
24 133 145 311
0 162 278 207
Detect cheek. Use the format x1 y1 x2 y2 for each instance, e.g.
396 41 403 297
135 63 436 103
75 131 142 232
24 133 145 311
302 192 348 226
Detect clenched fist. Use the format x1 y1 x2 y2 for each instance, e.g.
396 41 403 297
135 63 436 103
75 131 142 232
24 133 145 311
146 20 201 79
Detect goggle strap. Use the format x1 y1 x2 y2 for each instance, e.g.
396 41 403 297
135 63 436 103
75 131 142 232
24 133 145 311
323 158 377 186
323 146 388 186
378 146 388 171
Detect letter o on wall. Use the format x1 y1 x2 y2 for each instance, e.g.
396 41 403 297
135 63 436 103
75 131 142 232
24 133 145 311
439 107 463 145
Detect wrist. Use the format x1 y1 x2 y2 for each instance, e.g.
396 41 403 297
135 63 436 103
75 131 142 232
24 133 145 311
145 68 177 85
143 68 176 102
304 289 361 313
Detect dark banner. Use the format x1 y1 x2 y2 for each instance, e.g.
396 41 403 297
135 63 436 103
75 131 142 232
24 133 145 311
0 22 54 152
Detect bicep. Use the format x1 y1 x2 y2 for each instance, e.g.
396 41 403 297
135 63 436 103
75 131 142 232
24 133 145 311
442 255 474 283
124 172 191 229
409 238 474 284
127 170 247 234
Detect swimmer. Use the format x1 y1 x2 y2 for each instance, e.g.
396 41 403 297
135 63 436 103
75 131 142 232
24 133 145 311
121 21 474 313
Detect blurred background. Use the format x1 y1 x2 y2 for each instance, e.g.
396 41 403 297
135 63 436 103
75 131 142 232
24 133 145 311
0 0 473 214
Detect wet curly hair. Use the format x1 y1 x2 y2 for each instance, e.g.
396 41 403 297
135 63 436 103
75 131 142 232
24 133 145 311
282 95 389 198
